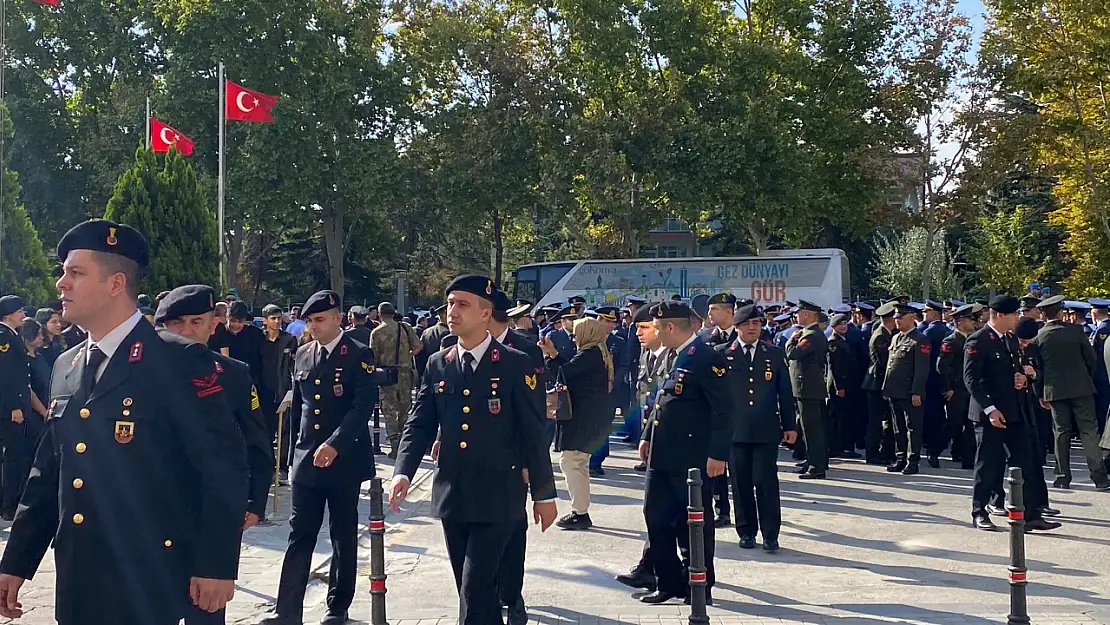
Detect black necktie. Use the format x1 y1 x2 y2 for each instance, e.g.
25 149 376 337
744 344 754 363
84 345 107 397
463 351 476 375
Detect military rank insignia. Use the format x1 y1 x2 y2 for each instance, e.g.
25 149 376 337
128 342 143 363
525 374 536 390
339 344 348 356
361 361 375 374
491 348 500 363
488 398 501 414
920 344 931 354
0 343 8 353
115 421 135 444
107 226 119 246
712 366 725 377
250 387 261 411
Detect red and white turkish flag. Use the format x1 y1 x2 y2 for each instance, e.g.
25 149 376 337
226 81 279 123
32 0 61 6
150 118 195 156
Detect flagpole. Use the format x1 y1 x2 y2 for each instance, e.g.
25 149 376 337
218 62 226 290
145 96 151 148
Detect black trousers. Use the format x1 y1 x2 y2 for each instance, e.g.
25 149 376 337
711 472 730 518
945 392 974 468
259 394 292 475
443 519 515 625
185 606 226 625
497 518 527 606
0 417 42 516
923 389 947 456
889 398 924 464
644 468 715 595
729 443 781 542
274 481 361 618
865 390 894 462
972 420 1047 520
827 393 856 454
796 399 827 472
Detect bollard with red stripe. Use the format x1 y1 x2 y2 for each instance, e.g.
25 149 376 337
368 478 389 625
372 403 384 455
686 468 710 625
1006 467 1030 625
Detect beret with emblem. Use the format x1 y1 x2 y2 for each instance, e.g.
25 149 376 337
492 290 512 313
1020 296 1041 310
707 293 737 306
732 304 763 325
989 295 1021 314
1015 317 1040 340
796 299 822 313
154 285 217 324
445 274 497 302
632 304 655 324
0 295 25 318
651 300 692 320
57 219 151 268
303 290 341 316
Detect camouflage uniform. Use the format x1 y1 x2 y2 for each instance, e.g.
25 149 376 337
370 319 419 449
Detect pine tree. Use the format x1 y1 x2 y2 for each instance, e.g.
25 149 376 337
0 102 55 303
105 147 219 293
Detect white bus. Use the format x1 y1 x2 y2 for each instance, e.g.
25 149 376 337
511 249 850 314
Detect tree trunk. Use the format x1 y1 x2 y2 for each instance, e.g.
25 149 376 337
491 208 504 286
227 225 245 295
323 200 345 299
746 222 769 255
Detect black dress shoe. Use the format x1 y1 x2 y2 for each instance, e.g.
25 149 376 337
506 598 528 625
901 463 919 475
985 504 1007 517
763 539 780 553
799 471 826 480
1039 506 1061 517
713 514 731 528
865 457 887 465
258 614 302 625
840 450 862 459
961 463 974 470
615 568 657 591
973 515 997 531
556 512 593 530
589 467 605 478
887 461 907 473
1052 477 1071 489
794 460 808 468
795 465 811 474
1025 518 1062 532
320 611 348 625
634 462 647 472
639 589 681 604
683 589 712 606
927 454 940 469
739 535 755 549
1096 482 1110 492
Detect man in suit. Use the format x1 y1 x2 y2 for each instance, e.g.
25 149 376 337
390 275 557 625
862 303 897 465
718 305 796 552
919 301 952 468
964 295 1061 532
637 301 732 604
1034 295 1110 490
937 304 977 469
882 304 930 475
155 285 277 625
785 300 829 479
261 290 381 625
0 220 247 625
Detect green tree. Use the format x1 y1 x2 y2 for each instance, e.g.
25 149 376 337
873 227 962 299
0 103 55 303
105 147 219 293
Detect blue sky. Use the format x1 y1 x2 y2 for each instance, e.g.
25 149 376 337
959 0 987 40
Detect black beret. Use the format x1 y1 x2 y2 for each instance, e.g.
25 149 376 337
0 295 25 318
228 301 253 320
303 290 341 316
492 290 513 313
632 304 654 324
732 304 763 325
1037 295 1066 308
154 285 217 324
57 219 150 268
989 295 1021 314
707 293 737 306
445 274 497 302
595 306 619 322
651 300 692 320
952 303 976 320
830 313 850 326
1015 317 1040 340
796 299 822 313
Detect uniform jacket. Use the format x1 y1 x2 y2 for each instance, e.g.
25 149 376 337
370 320 418 371
395 339 556 524
937 330 970 397
826 331 860 395
213 353 276 517
345 323 372 346
641 336 732 471
845 323 869 374
1090 319 1110 395
775 324 803 349
1034 320 1096 401
882 329 930 400
861 323 892 392
699 326 735 347
605 332 629 405
963 325 1027 424
59 324 87 351
0 323 30 414
623 324 641 395
785 324 828 400
922 319 951 394
717 339 795 444
498 329 547 417
421 322 452 356
289 334 379 488
0 320 247 625
548 327 577 360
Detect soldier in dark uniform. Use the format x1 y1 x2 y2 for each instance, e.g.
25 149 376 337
718 305 795 552
389 275 557 625
964 295 1061 532
937 304 977 469
589 306 627 478
697 293 737 525
862 303 897 464
155 285 277 625
636 301 731 604
882 304 930 475
0 220 247 625
785 300 829 479
618 296 649 444
826 313 861 459
0 296 33 520
345 306 373 345
1019 296 1042 326
422 304 452 354
1033 295 1110 490
918 301 951 468
260 290 381 625
546 307 578 360
1088 298 1110 433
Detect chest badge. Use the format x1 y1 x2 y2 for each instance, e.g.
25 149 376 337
488 398 501 415
765 371 773 381
115 421 135 444
333 383 344 397
525 374 536 390
674 382 684 395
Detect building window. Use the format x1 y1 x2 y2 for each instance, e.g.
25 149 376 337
659 245 683 258
650 218 691 233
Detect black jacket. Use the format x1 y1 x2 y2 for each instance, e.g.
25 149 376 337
0 323 29 414
964 325 1026 424
549 346 612 452
213 353 276 517
862 323 892 392
937 330 969 397
826 331 860 395
227 323 266 389
259 330 297 403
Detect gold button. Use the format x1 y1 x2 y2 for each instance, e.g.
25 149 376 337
643 405 649 411
749 389 754 394
654 420 660 426
164 540 173 547
315 380 321 385
123 398 133 407
314 409 321 415
491 391 497 397
462 424 469 431
459 441 468 449
72 478 83 489
749 378 754 383
75 443 87 453
314 395 321 400
463 406 470 414
73 513 84 525
463 389 470 396
749 401 755 407
122 410 130 417
314 424 321 430
79 408 90 418
643 418 648 424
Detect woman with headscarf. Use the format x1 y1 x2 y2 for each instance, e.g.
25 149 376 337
539 317 614 531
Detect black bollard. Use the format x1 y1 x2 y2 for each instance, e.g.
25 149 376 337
368 478 389 625
372 402 384 455
686 468 710 625
1006 467 1030 625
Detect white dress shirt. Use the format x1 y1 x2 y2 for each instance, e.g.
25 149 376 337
319 332 343 358
86 310 144 382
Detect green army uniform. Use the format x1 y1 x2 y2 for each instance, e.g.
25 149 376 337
371 317 420 452
785 319 829 476
882 324 930 470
